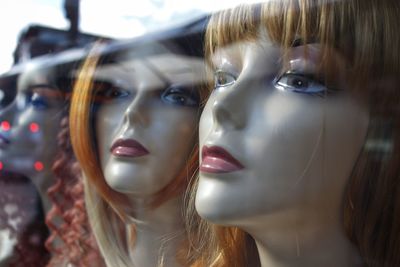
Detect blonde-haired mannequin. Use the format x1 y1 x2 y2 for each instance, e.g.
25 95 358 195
188 1 400 266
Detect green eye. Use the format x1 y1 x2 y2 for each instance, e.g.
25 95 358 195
214 71 236 88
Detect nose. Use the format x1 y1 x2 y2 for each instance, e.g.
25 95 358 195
211 80 248 130
122 91 149 128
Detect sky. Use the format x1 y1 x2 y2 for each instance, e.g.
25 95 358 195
0 0 260 74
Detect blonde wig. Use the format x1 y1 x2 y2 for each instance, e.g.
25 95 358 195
70 41 205 266
186 1 400 266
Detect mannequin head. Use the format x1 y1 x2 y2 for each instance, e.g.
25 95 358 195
197 40 369 223
70 42 206 266
0 62 65 177
189 1 400 266
0 58 102 266
94 53 202 198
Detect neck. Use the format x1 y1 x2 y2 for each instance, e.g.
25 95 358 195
245 208 362 267
27 169 66 251
127 195 185 267
28 169 54 215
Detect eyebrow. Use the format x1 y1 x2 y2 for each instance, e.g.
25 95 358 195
28 85 65 100
27 84 58 91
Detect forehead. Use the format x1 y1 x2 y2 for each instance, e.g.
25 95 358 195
212 38 324 71
147 54 205 85
94 54 205 90
17 64 56 92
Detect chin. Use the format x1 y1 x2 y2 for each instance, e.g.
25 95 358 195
105 176 145 195
0 157 31 175
195 194 242 226
104 172 166 197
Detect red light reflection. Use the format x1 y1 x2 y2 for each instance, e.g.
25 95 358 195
34 161 44 172
0 161 3 170
30 123 40 133
1 121 11 131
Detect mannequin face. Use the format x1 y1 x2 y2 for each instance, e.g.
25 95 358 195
95 54 202 197
0 64 64 176
195 36 369 225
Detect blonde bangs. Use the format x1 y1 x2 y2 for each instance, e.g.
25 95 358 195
205 4 260 65
206 0 400 89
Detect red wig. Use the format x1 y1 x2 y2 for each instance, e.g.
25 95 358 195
45 116 105 267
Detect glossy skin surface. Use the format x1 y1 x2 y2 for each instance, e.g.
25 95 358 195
195 38 369 226
95 54 203 197
0 63 64 176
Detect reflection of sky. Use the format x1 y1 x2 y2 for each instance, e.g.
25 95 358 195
0 0 260 74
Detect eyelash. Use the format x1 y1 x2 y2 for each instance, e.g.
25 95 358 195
161 84 200 107
94 82 130 103
214 70 334 97
214 70 236 88
275 72 330 97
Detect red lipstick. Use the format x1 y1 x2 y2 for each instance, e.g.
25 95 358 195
110 138 149 158
200 146 244 174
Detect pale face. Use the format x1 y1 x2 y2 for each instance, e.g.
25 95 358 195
0 64 65 176
195 37 370 226
95 54 203 197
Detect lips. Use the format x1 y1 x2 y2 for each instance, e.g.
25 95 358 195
110 138 149 158
200 146 244 174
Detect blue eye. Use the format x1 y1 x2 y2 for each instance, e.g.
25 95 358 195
214 71 236 88
161 85 199 107
275 73 327 95
30 93 49 110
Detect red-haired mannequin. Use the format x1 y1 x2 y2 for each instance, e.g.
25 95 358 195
0 62 65 215
70 42 206 267
0 62 65 266
0 59 104 266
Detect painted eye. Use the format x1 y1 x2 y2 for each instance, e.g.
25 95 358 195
102 87 130 99
94 81 130 103
161 85 199 107
275 73 327 95
30 93 49 110
214 71 236 88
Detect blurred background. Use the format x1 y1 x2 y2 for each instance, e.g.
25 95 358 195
0 0 260 74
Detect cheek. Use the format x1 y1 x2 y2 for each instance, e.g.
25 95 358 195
98 104 126 131
33 113 63 158
199 94 215 144
96 106 126 160
247 93 325 169
323 98 369 176
152 109 198 163
18 110 62 145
